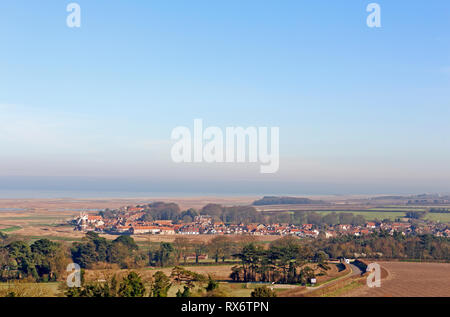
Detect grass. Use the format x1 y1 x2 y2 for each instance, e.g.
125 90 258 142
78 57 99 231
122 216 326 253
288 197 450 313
218 282 266 297
311 210 407 221
21 235 83 242
0 216 68 221
425 213 450 223
0 226 22 233
321 280 363 297
0 282 62 297
301 210 450 223
367 207 427 211
165 281 255 297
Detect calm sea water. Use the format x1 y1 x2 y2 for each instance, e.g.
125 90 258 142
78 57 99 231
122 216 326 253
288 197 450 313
0 190 268 199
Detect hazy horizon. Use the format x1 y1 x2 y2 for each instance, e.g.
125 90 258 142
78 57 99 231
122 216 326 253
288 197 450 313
1 1 450 196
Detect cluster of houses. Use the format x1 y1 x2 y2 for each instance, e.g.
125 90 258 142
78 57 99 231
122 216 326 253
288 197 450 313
323 221 450 238
72 209 450 238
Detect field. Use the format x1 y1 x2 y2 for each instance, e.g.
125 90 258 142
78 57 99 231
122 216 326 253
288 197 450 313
1 196 450 297
258 204 450 223
341 261 450 297
289 210 450 222
1 196 449 245
0 282 61 297
80 262 349 297
0 196 258 243
2 260 450 297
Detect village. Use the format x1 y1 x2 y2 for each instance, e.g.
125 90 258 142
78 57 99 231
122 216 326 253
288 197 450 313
72 205 450 239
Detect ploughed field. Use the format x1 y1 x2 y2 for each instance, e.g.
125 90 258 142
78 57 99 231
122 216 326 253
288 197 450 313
343 261 450 297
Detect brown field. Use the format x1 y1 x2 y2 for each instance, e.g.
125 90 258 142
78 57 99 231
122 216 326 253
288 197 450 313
0 197 257 243
81 264 236 284
0 196 257 212
341 261 450 297
2 194 449 242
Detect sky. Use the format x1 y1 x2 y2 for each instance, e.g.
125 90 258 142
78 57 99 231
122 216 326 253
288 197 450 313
0 0 450 197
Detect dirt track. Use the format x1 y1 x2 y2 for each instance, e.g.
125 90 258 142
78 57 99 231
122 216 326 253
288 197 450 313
342 261 450 297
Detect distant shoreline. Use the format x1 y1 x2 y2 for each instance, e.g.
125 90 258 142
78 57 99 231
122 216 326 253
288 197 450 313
0 190 425 200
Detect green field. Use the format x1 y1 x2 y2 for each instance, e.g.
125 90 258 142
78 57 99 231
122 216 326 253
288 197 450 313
425 213 450 223
20 235 83 243
309 210 450 223
0 216 68 221
311 210 407 221
0 226 22 233
367 207 427 211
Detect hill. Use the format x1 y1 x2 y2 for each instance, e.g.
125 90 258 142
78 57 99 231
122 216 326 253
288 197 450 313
252 196 323 206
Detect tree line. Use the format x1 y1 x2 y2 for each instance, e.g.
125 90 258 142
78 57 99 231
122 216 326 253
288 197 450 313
65 266 226 297
252 196 323 206
70 232 142 269
0 233 68 282
312 231 450 260
96 202 425 226
429 208 450 214
99 202 265 224
230 237 328 285
1 228 449 287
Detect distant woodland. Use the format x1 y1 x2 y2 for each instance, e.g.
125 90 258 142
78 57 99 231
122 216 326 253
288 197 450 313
252 196 323 206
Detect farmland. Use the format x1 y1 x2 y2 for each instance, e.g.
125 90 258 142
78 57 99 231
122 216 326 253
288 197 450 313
1 195 450 298
282 210 450 222
2 261 449 297
1 195 449 246
340 261 450 297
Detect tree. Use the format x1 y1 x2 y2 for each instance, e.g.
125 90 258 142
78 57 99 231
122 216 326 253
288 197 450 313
208 236 231 263
406 211 427 219
71 241 98 268
200 204 223 221
5 241 36 279
233 243 262 282
230 265 242 282
251 286 277 297
118 272 146 297
306 212 322 226
192 242 207 264
299 266 315 285
0 232 8 244
176 286 191 297
71 232 139 269
351 215 366 226
205 275 218 292
31 239 67 281
323 212 339 226
314 251 330 271
153 242 174 267
113 236 138 251
145 202 181 220
338 213 354 225
151 271 171 297
66 272 142 297
231 237 316 284
180 208 198 223
170 266 206 289
173 237 192 265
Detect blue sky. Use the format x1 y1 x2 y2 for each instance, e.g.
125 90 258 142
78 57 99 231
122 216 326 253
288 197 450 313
0 1 449 196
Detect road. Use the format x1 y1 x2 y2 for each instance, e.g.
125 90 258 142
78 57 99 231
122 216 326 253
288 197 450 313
305 263 363 292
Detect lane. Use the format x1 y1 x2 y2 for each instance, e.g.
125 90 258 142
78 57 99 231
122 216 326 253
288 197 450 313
304 263 360 292
350 263 363 276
